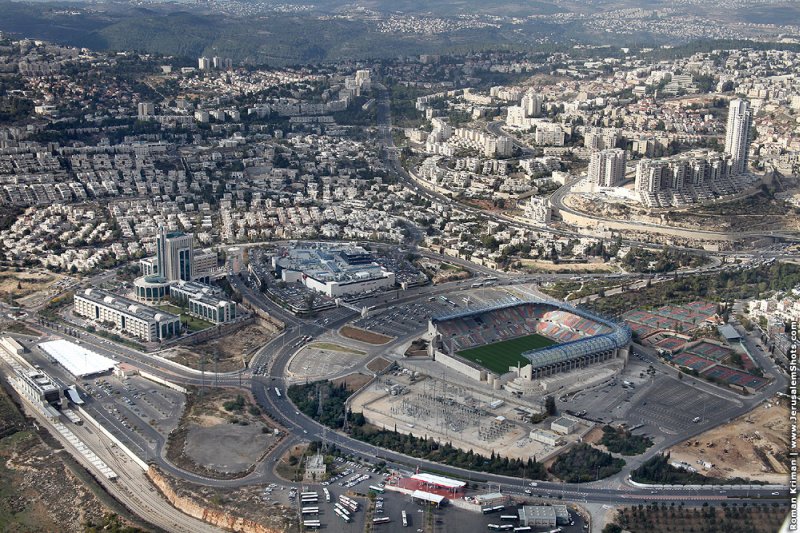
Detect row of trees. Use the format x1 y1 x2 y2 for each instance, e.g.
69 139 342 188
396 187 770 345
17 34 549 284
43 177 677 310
607 500 787 533
288 379 548 479
349 419 547 479
589 262 800 316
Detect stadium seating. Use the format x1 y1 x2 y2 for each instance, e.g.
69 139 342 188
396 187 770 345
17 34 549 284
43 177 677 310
434 302 610 351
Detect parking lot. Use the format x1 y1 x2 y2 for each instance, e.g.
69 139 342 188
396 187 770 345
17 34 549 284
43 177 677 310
291 458 384 532
428 501 586 533
270 452 595 533
352 287 512 339
353 301 441 338
564 353 739 438
80 374 184 458
623 378 733 436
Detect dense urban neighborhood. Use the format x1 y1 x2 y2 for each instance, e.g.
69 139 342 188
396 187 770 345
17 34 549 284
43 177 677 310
0 1 797 532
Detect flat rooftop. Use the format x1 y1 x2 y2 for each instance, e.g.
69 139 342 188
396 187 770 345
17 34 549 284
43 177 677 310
79 288 179 322
410 473 466 489
275 243 389 284
40 338 117 378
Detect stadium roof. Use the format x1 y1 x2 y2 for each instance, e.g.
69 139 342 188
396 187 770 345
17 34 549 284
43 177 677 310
432 297 545 322
522 326 631 369
431 298 632 370
411 490 445 504
39 339 117 378
411 473 466 489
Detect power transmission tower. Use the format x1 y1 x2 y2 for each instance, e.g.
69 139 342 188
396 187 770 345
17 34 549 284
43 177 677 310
214 347 219 386
199 356 206 398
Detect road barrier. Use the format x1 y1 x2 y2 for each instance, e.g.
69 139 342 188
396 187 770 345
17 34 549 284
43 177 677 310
139 370 188 394
77 406 149 471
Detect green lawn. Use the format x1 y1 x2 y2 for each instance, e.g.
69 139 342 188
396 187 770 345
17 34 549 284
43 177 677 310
158 304 214 333
457 333 555 374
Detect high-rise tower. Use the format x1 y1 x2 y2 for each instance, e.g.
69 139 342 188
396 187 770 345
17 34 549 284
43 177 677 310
724 98 752 175
156 226 194 281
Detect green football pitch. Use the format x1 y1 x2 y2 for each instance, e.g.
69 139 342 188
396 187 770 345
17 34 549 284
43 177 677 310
456 333 556 374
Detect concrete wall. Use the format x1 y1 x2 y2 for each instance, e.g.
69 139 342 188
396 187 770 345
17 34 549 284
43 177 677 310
433 350 485 382
557 207 737 242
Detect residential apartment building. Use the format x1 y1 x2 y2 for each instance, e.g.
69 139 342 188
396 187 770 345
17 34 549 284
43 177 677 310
588 148 627 188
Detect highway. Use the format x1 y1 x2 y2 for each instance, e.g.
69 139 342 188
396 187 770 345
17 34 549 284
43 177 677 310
221 269 793 504
6 251 791 533
243 286 788 503
29 267 791 502
0 83 791 532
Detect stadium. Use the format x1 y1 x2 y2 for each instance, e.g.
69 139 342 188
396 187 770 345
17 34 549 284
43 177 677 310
427 299 631 389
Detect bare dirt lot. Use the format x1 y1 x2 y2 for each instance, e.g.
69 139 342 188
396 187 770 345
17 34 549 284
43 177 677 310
331 372 372 392
0 269 60 305
667 397 790 483
366 357 393 373
340 325 393 345
517 259 617 273
582 425 605 445
415 258 471 285
184 424 272 474
166 388 276 478
165 323 275 372
275 443 310 482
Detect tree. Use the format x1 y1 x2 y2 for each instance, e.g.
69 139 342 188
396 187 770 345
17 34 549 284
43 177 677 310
544 395 556 416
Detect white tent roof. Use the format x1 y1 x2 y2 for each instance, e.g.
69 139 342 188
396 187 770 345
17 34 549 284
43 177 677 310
39 339 116 378
411 490 445 504
411 473 466 489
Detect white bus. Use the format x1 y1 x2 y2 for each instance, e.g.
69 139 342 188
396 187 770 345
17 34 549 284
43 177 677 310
369 485 385 494
335 503 351 516
274 387 282 398
335 508 351 522
402 510 408 527
339 495 359 512
301 507 319 515
322 488 331 502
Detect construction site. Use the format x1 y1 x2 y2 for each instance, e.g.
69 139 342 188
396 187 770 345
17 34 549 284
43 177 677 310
348 365 592 462
667 395 790 484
